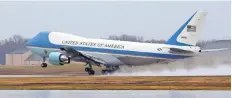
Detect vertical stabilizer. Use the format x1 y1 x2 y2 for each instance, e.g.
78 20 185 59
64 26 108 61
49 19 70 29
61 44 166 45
165 10 208 46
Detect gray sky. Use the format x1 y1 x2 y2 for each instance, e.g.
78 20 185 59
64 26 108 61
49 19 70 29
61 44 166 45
0 1 230 40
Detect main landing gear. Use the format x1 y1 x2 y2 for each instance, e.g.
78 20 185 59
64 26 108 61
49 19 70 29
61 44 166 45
101 65 120 75
84 63 120 75
84 63 95 75
41 57 48 68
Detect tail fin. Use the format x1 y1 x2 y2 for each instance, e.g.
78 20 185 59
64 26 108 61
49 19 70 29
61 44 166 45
165 10 208 46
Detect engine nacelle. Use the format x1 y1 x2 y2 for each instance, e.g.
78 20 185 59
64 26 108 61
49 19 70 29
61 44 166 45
49 61 64 65
48 52 70 65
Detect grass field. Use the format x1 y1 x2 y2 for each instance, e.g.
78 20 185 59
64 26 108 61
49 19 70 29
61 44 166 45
0 75 229 90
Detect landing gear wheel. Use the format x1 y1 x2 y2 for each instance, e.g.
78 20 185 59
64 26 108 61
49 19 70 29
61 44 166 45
114 66 120 71
101 70 107 75
101 69 112 75
101 65 120 75
85 67 90 72
88 70 95 75
41 63 47 68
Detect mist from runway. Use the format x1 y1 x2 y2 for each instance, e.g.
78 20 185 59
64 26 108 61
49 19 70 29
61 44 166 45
110 64 230 76
109 51 231 76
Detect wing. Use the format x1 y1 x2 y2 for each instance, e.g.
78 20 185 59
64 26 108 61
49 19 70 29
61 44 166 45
166 47 230 54
200 48 230 52
60 46 124 66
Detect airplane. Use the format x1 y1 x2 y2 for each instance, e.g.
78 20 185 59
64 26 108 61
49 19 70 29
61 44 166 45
25 10 230 75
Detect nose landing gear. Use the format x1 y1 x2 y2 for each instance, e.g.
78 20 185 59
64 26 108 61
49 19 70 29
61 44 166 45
41 63 47 68
41 57 48 68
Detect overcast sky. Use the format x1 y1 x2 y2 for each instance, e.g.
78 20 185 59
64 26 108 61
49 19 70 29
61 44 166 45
0 1 230 40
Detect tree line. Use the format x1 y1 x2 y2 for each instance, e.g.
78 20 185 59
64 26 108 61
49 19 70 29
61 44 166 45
0 35 29 64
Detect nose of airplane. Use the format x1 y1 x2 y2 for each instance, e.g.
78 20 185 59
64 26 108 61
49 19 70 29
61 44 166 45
25 31 52 47
25 39 32 46
25 33 40 47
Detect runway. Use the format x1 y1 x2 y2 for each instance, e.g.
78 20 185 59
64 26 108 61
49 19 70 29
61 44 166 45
0 75 68 77
0 74 119 77
0 62 230 77
0 74 229 78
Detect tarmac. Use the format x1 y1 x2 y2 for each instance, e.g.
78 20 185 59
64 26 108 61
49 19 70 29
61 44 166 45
0 75 94 77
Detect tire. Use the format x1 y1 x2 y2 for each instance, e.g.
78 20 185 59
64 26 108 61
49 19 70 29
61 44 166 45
88 70 95 75
115 66 120 70
41 63 47 68
107 70 113 74
85 67 90 72
101 70 113 75
91 70 95 75
101 70 107 75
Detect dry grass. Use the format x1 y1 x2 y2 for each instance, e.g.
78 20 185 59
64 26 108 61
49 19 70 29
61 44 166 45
0 75 229 90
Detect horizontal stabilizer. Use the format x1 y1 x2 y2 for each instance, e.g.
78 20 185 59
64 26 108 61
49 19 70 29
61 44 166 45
200 48 230 52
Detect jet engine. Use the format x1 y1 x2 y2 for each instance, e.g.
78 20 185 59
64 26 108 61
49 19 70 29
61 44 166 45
49 61 64 65
48 52 70 65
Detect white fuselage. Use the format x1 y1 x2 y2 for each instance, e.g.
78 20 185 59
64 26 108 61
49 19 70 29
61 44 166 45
26 32 200 65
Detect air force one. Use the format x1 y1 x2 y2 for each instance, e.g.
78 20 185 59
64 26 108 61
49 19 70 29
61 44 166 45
25 10 229 75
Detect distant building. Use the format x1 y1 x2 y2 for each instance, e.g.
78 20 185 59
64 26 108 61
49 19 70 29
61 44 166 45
5 48 42 66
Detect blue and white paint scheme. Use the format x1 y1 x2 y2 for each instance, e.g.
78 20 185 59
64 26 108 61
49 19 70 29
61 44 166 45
25 10 229 75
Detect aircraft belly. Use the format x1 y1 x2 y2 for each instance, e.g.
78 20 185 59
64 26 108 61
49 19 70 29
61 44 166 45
116 56 171 65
